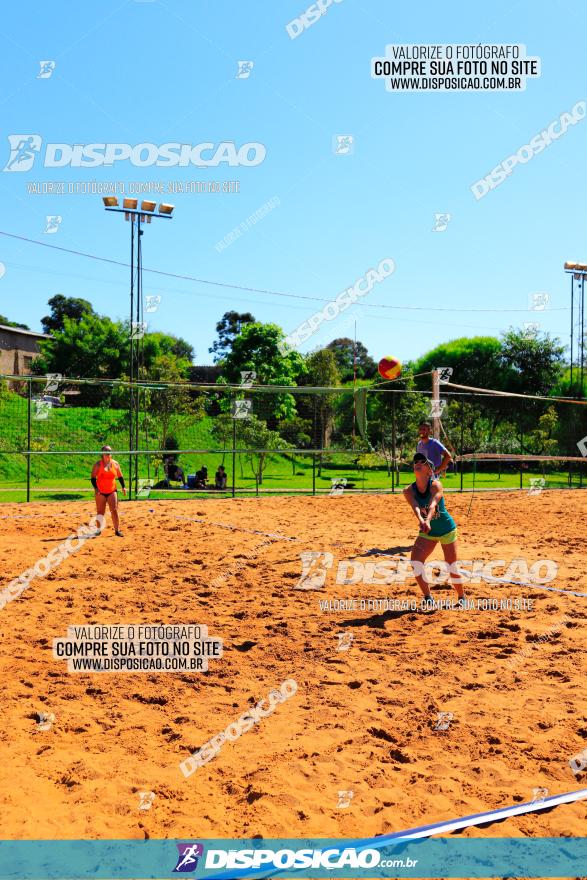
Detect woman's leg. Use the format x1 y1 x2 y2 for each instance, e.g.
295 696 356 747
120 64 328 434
107 492 121 534
410 536 437 599
441 539 465 600
94 493 107 534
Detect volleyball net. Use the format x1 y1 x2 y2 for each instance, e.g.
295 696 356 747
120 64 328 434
0 374 585 500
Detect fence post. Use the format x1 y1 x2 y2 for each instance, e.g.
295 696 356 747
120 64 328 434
232 414 236 499
26 377 32 502
391 391 397 494
519 423 523 489
312 453 316 495
460 399 464 493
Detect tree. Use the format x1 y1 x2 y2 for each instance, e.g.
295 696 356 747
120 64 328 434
0 315 30 330
239 416 290 487
298 349 340 449
209 310 255 362
141 354 205 457
41 294 95 334
326 338 377 382
33 313 128 381
499 329 565 397
140 331 194 378
218 322 306 420
277 416 312 474
413 336 503 392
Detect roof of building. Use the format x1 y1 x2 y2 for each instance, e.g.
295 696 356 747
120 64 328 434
0 324 52 339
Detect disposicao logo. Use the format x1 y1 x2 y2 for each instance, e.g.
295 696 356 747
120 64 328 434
173 843 205 873
3 136 266 171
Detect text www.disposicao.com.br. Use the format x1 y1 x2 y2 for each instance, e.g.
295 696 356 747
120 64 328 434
70 657 201 671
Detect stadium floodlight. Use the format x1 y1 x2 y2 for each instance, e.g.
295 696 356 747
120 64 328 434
158 203 174 215
102 196 119 208
141 200 156 212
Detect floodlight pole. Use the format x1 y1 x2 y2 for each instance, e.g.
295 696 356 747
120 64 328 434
564 263 586 399
103 202 174 498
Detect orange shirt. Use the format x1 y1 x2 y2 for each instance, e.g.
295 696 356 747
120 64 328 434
95 458 122 494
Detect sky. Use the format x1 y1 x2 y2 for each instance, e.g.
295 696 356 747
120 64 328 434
0 0 585 370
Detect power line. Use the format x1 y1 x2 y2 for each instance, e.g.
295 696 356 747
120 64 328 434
0 229 569 315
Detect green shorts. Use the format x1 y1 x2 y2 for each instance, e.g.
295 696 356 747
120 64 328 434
417 527 458 544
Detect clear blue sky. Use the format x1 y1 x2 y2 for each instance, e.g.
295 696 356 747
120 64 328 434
0 0 585 367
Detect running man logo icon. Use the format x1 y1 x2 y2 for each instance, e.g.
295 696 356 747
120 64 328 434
37 61 56 79
529 292 550 311
337 790 354 808
577 436 587 458
236 61 254 79
44 373 62 394
33 400 52 421
333 135 354 155
44 215 62 234
429 399 447 419
3 135 42 172
130 321 148 340
434 711 453 731
295 551 334 591
136 479 152 499
336 632 354 652
437 367 453 384
232 399 252 419
173 843 204 873
432 213 451 232
523 322 540 337
531 787 549 804
240 370 256 387
145 295 161 313
329 477 347 496
569 748 587 776
138 791 155 811
528 477 546 496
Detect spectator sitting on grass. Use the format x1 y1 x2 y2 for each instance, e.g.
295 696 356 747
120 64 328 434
195 466 208 489
215 465 227 490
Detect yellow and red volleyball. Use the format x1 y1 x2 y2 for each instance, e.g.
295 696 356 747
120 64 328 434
378 355 401 380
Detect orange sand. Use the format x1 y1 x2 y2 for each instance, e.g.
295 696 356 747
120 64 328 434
0 491 586 842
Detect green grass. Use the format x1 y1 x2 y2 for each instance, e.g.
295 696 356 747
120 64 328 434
0 455 584 503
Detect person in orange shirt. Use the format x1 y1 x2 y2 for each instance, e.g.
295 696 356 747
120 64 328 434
90 445 126 537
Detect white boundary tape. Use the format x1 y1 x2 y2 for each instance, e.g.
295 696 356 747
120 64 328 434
379 786 587 841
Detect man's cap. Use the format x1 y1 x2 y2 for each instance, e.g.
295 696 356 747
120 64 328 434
101 445 112 452
413 452 434 468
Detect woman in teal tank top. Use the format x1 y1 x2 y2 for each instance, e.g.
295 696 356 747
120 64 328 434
403 453 465 604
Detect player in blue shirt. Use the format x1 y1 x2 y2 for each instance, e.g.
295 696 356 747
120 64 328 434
416 421 452 478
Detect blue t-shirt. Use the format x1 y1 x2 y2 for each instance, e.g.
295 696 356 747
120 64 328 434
416 437 447 470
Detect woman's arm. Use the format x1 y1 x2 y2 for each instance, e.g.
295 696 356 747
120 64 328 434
403 485 428 530
424 480 444 523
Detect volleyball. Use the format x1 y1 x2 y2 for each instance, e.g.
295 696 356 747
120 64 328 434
378 355 402 380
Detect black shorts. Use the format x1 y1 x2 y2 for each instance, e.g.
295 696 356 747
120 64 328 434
99 491 117 499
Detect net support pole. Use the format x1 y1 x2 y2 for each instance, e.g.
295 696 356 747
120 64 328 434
231 411 236 499
460 399 464 493
26 377 31 502
391 390 396 494
432 369 440 437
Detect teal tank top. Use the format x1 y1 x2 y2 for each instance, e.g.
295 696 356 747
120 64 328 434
411 477 456 537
